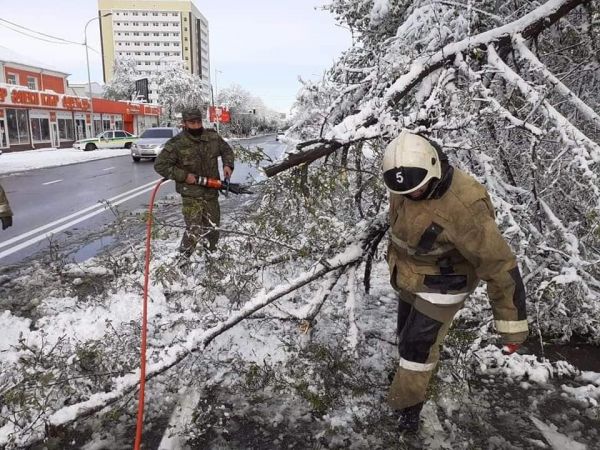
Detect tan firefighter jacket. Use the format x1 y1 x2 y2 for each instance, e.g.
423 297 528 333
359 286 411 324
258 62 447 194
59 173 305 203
387 168 528 344
0 183 12 218
154 128 235 200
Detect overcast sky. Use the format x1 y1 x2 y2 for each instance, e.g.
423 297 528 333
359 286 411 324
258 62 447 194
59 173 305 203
0 0 351 113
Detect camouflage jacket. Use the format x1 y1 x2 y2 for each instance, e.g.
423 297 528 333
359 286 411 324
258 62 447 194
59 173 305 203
387 168 528 344
0 183 12 218
154 128 235 199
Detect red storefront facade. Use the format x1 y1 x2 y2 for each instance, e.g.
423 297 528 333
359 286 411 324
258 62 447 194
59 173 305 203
0 60 161 153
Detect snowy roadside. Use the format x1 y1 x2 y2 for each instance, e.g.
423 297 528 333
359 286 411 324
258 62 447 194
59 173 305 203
0 147 131 176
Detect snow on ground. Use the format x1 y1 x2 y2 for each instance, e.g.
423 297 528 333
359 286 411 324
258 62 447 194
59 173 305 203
1 142 599 448
0 147 131 175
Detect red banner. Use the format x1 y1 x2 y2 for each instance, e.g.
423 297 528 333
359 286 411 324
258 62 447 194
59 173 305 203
209 106 230 123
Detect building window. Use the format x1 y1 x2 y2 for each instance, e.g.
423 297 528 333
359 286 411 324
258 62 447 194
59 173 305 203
103 119 111 131
184 27 188 31
58 118 74 140
164 42 170 46
31 117 50 142
6 73 17 85
142 12 148 16
152 12 158 16
116 22 121 25
153 22 159 26
132 12 138 16
6 109 30 144
123 12 129 16
133 32 139 36
143 32 149 36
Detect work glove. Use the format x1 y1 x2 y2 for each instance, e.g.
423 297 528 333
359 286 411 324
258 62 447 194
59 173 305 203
1 216 12 230
501 343 521 355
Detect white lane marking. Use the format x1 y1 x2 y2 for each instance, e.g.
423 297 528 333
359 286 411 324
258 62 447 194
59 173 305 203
103 167 115 171
42 179 63 185
0 179 165 251
0 179 171 260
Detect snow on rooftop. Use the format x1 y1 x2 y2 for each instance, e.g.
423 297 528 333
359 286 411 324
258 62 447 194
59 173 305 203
0 45 68 75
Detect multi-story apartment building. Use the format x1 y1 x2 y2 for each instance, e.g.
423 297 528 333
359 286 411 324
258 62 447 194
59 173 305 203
98 0 211 103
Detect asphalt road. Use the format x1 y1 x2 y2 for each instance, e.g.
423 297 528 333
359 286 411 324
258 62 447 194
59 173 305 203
0 134 286 266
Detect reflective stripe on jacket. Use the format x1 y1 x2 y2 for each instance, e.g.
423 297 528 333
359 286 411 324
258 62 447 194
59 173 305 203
387 169 528 343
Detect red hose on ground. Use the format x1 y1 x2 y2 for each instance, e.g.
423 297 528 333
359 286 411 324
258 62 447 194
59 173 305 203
134 178 166 450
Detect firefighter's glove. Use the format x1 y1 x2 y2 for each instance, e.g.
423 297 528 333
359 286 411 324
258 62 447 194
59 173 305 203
1 216 12 230
220 180 253 195
501 343 521 355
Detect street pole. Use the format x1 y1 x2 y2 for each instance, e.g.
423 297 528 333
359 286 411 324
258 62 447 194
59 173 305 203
214 69 222 133
84 13 111 138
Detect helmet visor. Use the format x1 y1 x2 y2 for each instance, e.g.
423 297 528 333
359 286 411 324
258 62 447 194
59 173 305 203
383 167 428 194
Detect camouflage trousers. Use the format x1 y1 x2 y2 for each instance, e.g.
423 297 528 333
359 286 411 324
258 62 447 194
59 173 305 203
179 196 220 256
387 288 466 410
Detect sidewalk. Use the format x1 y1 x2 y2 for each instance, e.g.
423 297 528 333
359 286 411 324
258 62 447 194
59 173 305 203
0 147 131 176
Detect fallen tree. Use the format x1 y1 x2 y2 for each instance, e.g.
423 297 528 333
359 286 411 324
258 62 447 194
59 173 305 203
0 215 387 448
264 0 592 178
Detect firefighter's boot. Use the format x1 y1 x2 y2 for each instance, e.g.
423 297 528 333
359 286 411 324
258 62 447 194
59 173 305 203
398 401 423 433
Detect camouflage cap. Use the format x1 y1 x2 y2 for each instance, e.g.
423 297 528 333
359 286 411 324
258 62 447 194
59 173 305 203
181 107 205 121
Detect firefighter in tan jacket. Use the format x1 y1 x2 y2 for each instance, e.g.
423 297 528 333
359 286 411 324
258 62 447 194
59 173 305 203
383 131 528 432
0 183 13 230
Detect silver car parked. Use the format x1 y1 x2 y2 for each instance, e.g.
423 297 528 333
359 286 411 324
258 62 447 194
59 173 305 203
131 127 180 162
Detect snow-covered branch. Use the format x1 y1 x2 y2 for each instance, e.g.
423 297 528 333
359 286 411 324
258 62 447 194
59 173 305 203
487 44 600 193
265 0 587 178
512 34 600 129
0 216 388 447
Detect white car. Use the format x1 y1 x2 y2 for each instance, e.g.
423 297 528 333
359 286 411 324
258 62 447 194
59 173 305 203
130 127 180 162
275 130 285 141
73 130 137 151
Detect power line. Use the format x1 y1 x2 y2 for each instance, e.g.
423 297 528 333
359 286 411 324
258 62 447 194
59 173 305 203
0 18 81 45
0 22 74 45
0 21 100 54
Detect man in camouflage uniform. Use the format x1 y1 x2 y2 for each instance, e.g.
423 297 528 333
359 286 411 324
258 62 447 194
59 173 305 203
382 131 528 432
0 183 13 230
154 107 235 257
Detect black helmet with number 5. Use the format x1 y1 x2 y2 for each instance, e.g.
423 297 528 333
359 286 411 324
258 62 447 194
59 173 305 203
382 131 442 194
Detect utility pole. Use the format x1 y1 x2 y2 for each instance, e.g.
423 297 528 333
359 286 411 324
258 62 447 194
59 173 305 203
84 12 112 138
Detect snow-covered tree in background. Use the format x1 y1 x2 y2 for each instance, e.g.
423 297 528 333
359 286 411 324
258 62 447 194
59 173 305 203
268 0 600 342
103 57 140 101
217 84 282 135
153 61 206 122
